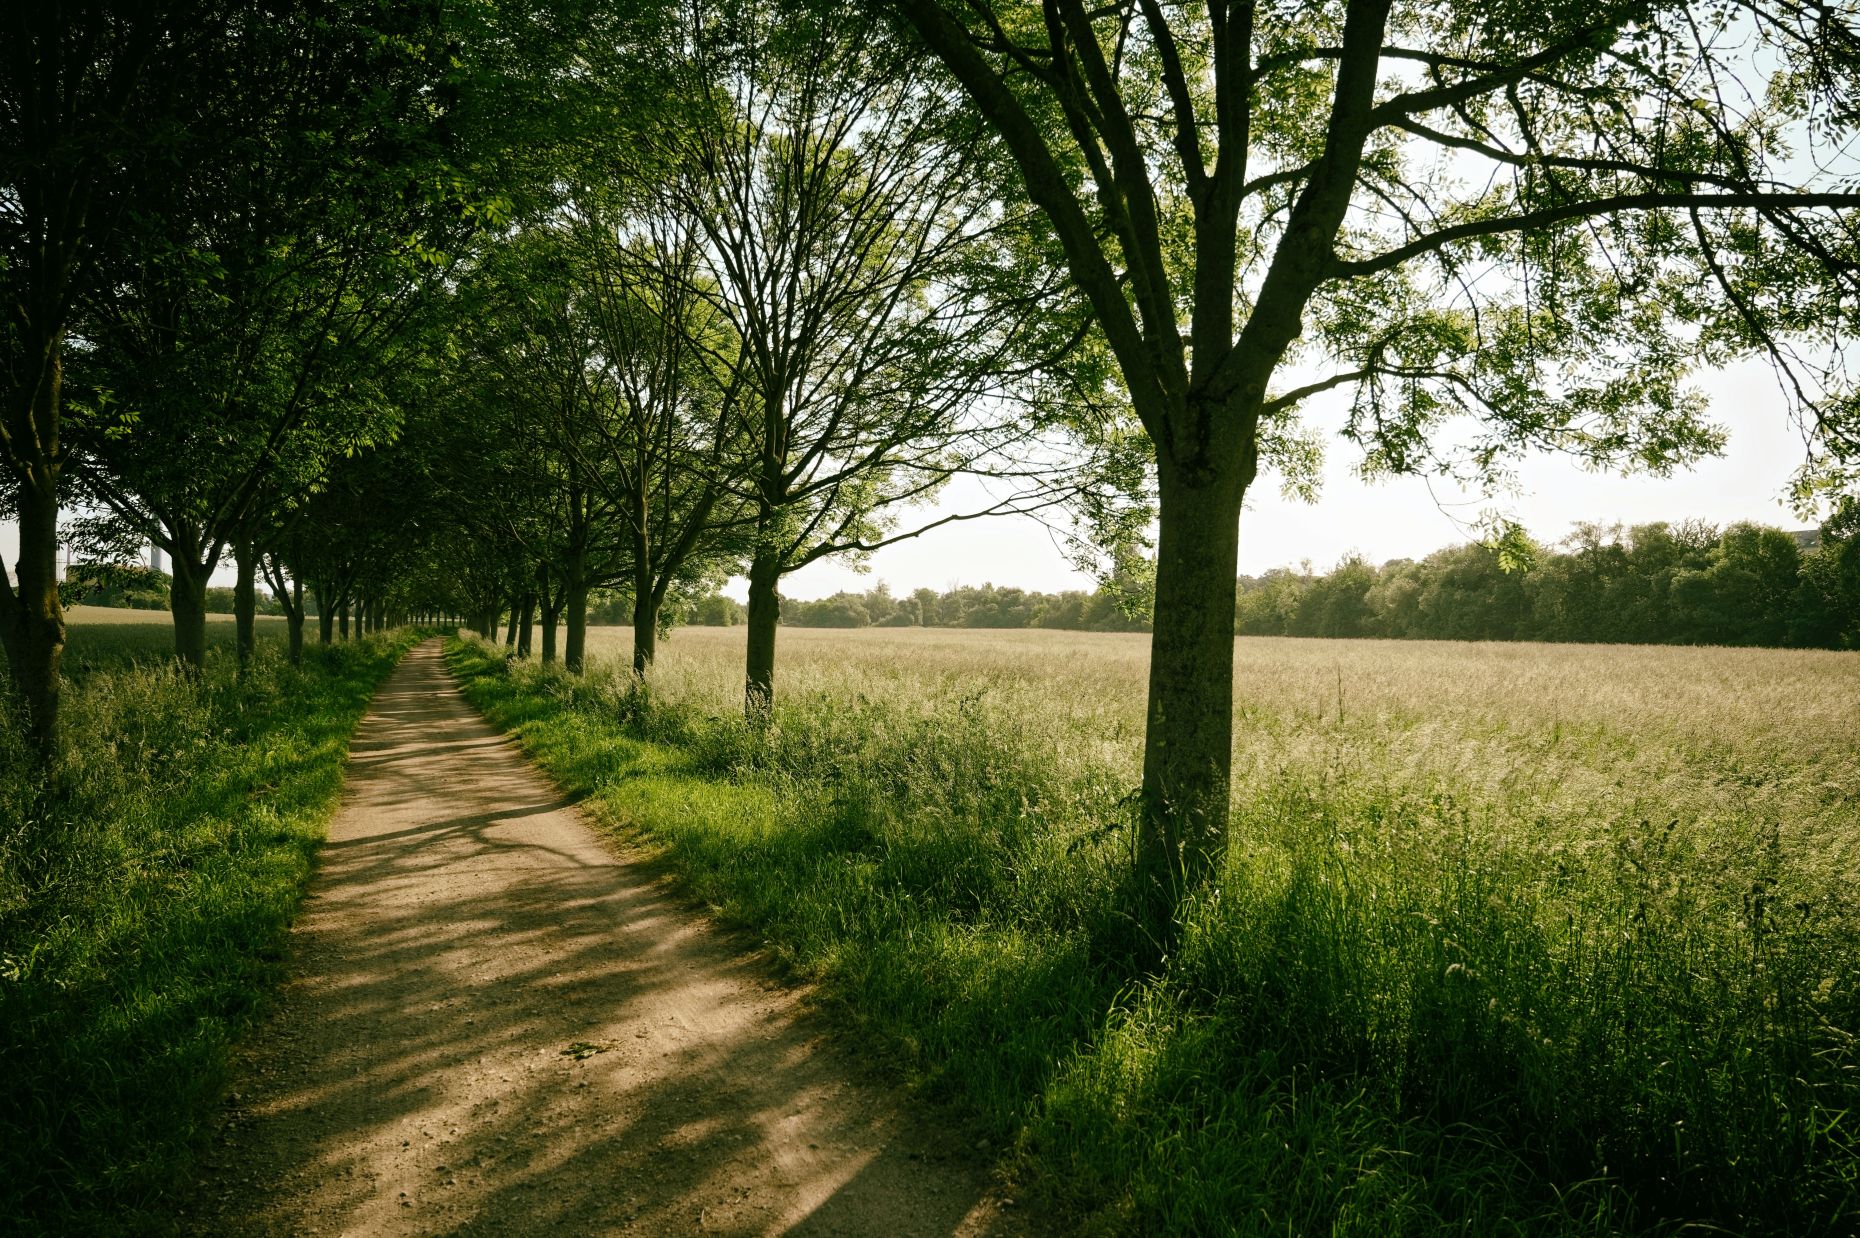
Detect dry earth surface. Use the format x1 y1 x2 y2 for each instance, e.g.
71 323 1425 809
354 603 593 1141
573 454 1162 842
184 640 1026 1237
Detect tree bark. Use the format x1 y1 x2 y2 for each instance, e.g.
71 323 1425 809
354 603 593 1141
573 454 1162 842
630 548 659 679
233 537 258 673
743 550 781 716
564 575 590 673
516 592 536 658
504 596 519 646
339 601 350 641
170 556 210 670
540 591 560 665
1136 460 1248 901
314 583 334 645
0 475 68 762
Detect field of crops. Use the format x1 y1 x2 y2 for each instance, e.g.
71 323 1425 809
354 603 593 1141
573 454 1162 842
18 606 289 674
597 625 1859 887
457 624 1860 1233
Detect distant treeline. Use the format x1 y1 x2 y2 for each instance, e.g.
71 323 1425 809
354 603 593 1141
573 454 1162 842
684 509 1860 650
64 563 289 616
1241 517 1858 649
746 583 1148 632
785 582 1152 631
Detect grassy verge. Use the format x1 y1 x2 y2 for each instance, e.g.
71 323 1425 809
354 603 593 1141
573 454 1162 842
447 634 1859 1236
0 630 420 1234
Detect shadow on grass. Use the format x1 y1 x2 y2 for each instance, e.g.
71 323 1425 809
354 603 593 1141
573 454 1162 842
181 642 1005 1237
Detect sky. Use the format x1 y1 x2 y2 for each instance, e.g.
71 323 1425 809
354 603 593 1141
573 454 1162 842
763 356 1815 601
0 359 1820 598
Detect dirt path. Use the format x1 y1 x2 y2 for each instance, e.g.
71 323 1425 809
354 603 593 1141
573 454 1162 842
185 641 1021 1236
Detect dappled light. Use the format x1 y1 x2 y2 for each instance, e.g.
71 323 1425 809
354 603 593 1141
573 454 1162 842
186 644 1011 1236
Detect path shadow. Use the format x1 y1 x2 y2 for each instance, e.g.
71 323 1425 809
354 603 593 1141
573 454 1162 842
181 642 1017 1237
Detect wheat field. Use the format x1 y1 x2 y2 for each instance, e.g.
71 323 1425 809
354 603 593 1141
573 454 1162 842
593 625 1860 890
471 625 1860 1231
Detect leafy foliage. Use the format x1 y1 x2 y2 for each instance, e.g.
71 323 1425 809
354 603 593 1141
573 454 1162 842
1239 513 1860 648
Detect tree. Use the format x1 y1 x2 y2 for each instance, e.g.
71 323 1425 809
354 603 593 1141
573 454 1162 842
0 2 202 755
64 0 486 669
1792 497 1860 648
889 0 1860 908
1672 521 1803 645
679 1 1080 714
456 229 646 672
556 193 750 675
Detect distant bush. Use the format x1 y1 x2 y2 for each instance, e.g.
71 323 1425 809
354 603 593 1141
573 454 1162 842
202 585 284 616
62 562 169 611
783 582 1147 633
684 593 745 626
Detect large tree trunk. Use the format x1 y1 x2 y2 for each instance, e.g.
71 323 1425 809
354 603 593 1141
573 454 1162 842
540 590 560 665
233 537 258 673
631 562 657 678
170 555 210 670
743 550 781 716
1136 461 1247 901
516 592 536 659
1 474 67 762
564 575 590 673
504 596 518 647
339 601 351 641
286 575 305 665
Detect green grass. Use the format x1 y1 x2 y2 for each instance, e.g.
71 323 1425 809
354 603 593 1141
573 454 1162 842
54 605 286 672
0 623 417 1235
449 627 1860 1236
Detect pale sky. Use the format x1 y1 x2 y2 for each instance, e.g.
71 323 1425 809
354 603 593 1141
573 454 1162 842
0 359 1822 598
766 357 1816 601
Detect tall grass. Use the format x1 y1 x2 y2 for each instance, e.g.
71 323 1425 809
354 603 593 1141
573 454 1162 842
0 628 416 1235
451 627 1860 1235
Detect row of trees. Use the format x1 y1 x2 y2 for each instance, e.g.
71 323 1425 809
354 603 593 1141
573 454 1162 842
771 581 1149 631
1 0 580 752
1239 509 1860 649
683 505 1858 647
9 0 1860 918
6 1 1077 747
393 2 1099 692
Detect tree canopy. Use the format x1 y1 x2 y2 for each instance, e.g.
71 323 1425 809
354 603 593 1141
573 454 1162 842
884 0 1860 896
3 0 1857 896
